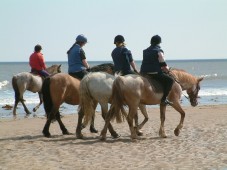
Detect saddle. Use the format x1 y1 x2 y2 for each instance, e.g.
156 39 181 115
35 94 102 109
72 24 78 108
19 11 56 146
30 70 45 80
141 73 164 93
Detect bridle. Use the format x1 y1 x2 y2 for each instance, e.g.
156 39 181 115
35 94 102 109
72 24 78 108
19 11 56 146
168 69 200 103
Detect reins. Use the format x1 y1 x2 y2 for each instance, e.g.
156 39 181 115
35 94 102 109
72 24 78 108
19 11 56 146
168 68 189 100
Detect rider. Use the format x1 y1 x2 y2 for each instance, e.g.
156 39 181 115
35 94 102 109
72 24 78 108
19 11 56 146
67 34 90 80
29 44 50 78
140 35 174 105
111 35 138 75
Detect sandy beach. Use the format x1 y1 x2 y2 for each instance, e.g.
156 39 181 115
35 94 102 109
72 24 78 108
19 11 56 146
0 105 227 170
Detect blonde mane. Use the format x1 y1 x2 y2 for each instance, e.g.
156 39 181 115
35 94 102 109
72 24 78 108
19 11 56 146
170 68 198 90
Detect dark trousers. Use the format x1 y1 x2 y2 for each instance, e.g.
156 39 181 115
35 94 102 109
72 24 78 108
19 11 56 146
148 73 174 101
116 69 136 76
69 70 88 80
31 69 50 78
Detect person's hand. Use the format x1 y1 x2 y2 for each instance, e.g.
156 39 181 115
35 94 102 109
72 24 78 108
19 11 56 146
134 69 139 74
86 67 91 72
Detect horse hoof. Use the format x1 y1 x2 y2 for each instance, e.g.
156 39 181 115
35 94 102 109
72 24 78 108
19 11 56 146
90 128 98 133
174 129 180 136
159 131 167 138
76 133 84 139
43 131 51 138
63 130 71 135
111 134 121 139
100 136 106 141
131 138 139 142
137 130 143 136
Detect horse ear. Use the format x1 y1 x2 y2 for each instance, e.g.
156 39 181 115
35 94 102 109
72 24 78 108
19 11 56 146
198 77 203 82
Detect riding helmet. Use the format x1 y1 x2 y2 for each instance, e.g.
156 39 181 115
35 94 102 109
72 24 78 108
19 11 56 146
150 35 162 45
34 44 42 52
114 35 125 44
76 34 88 43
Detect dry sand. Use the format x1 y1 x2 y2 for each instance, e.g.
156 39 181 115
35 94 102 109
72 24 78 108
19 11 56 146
0 105 227 170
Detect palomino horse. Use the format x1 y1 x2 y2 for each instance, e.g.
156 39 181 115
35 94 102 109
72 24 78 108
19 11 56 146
77 72 148 138
100 69 203 140
12 65 61 116
41 63 120 137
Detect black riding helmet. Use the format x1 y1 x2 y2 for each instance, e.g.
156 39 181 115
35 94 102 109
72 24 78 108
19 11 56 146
114 35 125 44
150 35 162 45
34 44 42 52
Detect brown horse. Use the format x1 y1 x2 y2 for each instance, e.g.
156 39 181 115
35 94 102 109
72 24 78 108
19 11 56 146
41 63 119 137
101 69 203 140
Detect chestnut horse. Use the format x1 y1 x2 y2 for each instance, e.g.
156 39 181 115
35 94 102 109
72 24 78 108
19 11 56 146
101 69 203 140
41 63 118 137
12 64 61 116
77 72 148 138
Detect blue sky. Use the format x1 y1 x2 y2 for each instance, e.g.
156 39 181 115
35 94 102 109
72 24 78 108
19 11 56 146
1 0 227 62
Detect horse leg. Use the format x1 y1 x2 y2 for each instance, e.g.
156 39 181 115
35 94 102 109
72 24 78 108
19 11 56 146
42 111 55 137
89 102 98 133
56 111 71 135
100 103 120 139
20 99 32 116
33 92 42 112
127 106 138 140
76 108 84 139
100 109 113 141
136 104 149 136
171 101 185 136
159 104 167 138
13 98 20 117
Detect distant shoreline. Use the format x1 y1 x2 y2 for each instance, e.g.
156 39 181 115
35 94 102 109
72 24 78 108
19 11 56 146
0 58 227 63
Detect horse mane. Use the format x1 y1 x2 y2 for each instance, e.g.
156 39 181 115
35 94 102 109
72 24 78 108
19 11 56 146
170 67 187 72
170 68 197 85
90 63 114 75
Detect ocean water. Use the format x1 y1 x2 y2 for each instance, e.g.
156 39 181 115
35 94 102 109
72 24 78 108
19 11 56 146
0 59 227 118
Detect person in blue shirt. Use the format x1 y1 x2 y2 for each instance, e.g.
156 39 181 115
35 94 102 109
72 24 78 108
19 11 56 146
140 35 174 105
67 34 90 80
111 35 138 75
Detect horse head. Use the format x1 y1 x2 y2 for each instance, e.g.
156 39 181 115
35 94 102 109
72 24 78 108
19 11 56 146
187 77 203 107
47 64 62 74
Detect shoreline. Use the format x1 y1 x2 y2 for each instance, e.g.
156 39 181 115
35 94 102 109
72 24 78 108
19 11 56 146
1 103 227 120
1 104 227 169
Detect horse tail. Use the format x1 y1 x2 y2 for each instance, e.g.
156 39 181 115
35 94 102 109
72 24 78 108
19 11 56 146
79 76 95 126
12 76 20 102
108 77 127 123
42 77 52 116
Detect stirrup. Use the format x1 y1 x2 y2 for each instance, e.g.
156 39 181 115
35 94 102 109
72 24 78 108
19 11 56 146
161 99 173 106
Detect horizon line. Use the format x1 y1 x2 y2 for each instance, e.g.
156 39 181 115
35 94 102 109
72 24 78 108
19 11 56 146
0 58 227 63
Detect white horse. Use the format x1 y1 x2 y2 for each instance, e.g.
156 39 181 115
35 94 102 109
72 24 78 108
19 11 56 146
77 72 148 138
12 65 61 116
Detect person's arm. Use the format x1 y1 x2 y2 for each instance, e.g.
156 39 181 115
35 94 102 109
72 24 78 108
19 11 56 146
124 48 138 72
130 61 138 73
80 49 90 69
82 59 90 69
39 53 47 70
158 51 169 73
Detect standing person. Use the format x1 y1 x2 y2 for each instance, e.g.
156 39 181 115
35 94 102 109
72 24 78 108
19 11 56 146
67 34 90 80
29 44 50 78
111 35 138 75
140 35 174 105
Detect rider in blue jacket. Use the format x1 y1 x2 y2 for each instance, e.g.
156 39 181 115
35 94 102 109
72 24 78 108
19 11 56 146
140 35 174 105
67 34 90 80
111 35 138 75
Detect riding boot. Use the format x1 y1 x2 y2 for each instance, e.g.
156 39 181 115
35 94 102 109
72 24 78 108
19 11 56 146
161 95 173 105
